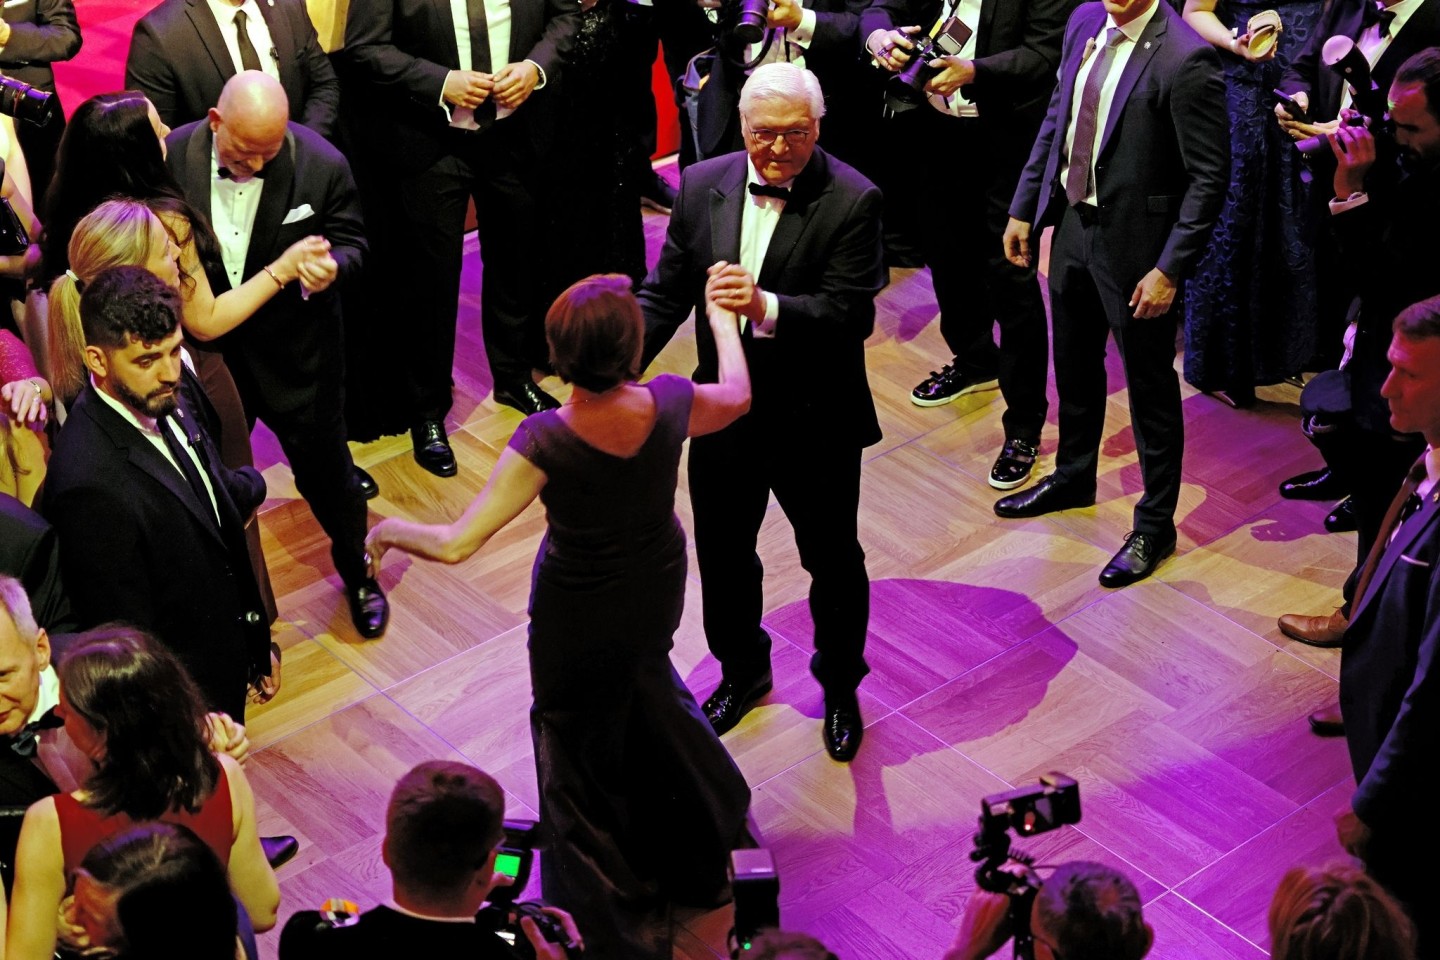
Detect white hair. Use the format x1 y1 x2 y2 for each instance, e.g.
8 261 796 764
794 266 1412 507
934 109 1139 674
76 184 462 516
739 63 826 120
0 575 39 648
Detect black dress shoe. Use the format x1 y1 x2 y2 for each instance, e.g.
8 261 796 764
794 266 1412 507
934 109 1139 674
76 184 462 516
1324 497 1357 533
351 466 379 500
261 835 300 869
639 170 677 213
1098 531 1176 588
494 381 561 416
823 694 863 762
347 579 389 639
1307 705 1345 737
994 474 1095 519
1279 467 1346 501
702 673 773 735
411 420 457 478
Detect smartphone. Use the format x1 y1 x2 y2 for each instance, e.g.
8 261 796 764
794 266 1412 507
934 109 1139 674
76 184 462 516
1274 88 1311 124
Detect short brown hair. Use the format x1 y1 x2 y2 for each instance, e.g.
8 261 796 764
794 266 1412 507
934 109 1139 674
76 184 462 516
1269 862 1416 960
385 761 505 899
545 274 643 393
1394 294 1440 341
1034 861 1150 960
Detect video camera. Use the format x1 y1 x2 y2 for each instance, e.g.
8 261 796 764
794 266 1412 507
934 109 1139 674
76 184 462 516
885 18 974 113
1295 36 1394 162
968 773 1083 960
476 820 580 959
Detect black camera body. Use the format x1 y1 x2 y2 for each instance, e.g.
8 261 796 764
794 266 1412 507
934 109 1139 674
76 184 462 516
886 18 973 112
0 76 55 128
475 820 580 959
969 773 1083 960
1295 35 1394 162
718 0 771 46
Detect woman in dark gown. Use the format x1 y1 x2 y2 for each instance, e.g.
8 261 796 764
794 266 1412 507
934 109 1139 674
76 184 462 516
1182 0 1322 406
366 275 753 960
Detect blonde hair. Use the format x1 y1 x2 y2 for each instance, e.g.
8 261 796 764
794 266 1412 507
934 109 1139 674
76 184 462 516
47 199 162 404
1269 863 1416 960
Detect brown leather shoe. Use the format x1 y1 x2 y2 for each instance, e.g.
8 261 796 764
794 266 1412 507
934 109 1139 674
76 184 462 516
1277 609 1347 648
1307 702 1344 737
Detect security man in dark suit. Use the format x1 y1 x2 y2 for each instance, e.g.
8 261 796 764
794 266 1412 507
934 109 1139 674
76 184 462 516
996 0 1228 587
639 63 886 763
864 0 1077 492
126 0 340 139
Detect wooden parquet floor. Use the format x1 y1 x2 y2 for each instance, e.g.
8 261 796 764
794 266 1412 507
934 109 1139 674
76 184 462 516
244 172 1357 960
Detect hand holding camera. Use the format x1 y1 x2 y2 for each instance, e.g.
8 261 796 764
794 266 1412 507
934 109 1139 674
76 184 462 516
766 0 804 32
925 56 977 97
1329 113 1377 197
868 26 920 72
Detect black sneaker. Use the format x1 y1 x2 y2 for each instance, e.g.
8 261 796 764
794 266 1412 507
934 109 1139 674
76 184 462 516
910 364 999 407
989 438 1038 490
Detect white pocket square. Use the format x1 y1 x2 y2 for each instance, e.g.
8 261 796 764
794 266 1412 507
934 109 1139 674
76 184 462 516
1400 554 1431 568
282 204 315 224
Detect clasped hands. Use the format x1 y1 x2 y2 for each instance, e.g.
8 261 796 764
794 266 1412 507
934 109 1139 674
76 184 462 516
868 27 975 95
443 61 540 112
275 235 338 295
706 261 765 327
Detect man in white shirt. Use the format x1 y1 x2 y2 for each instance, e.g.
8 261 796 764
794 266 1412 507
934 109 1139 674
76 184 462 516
126 0 339 138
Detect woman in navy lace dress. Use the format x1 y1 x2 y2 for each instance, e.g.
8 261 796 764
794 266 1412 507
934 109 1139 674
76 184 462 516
1182 0 1322 406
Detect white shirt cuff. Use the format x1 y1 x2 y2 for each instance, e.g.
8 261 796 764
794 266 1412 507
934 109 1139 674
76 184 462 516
526 59 547 89
790 8 816 47
1330 191 1369 214
755 291 780 336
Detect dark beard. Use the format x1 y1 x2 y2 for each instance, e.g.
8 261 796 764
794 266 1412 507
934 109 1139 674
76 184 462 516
114 379 179 419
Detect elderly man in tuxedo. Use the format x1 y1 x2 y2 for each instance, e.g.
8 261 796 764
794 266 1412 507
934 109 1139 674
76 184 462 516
341 0 581 474
996 0 1228 587
639 63 886 762
1334 296 1440 955
126 0 338 138
165 71 387 640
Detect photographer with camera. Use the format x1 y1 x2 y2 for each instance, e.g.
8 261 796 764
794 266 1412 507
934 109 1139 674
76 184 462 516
942 861 1153 960
861 0 1074 493
278 761 582 960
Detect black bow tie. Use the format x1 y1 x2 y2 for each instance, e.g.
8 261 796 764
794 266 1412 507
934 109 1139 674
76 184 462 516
1362 1 1397 35
217 166 265 181
748 182 791 201
8 708 62 758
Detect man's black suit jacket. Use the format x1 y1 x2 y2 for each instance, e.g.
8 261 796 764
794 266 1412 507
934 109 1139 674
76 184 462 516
125 0 340 138
695 0 869 160
0 0 81 93
279 906 517 959
1279 0 1440 122
638 146 886 448
1340 478 1439 850
40 384 269 718
859 0 1078 131
166 119 366 420
0 492 76 635
340 0 582 173
1010 0 1228 304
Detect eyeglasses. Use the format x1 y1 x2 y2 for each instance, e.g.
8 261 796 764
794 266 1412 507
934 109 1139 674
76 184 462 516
746 127 812 147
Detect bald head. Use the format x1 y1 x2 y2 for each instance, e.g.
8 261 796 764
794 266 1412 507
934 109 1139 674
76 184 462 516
209 70 288 179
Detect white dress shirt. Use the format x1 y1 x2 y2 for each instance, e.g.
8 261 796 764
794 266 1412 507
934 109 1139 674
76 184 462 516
446 0 520 126
739 161 789 337
93 381 221 523
210 143 265 290
928 0 983 118
1059 1 1160 207
205 0 282 84
1341 0 1423 113
745 11 819 71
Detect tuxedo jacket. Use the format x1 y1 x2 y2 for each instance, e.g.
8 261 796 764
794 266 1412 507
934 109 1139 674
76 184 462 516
40 384 269 718
340 0 582 172
859 0 1079 130
125 0 340 138
696 0 869 160
638 147 886 448
1279 0 1440 122
166 119 366 420
1010 0 1228 298
279 906 517 959
0 0 81 93
1340 478 1440 838
0 492 77 635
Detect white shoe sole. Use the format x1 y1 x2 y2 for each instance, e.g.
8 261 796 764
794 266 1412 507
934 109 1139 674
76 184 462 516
989 470 1033 491
909 377 1000 408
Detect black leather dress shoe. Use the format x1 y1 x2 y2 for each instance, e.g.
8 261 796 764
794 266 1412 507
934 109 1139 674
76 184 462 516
411 420 457 478
1279 467 1346 501
1307 704 1345 737
347 579 389 639
1098 531 1176 588
994 474 1095 519
702 673 773 735
261 835 300 869
1324 497 1357 533
494 381 560 415
351 466 379 500
823 694 863 762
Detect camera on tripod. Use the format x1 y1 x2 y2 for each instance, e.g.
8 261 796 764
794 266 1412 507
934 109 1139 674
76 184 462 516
476 820 580 959
968 773 1083 960
885 18 974 112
